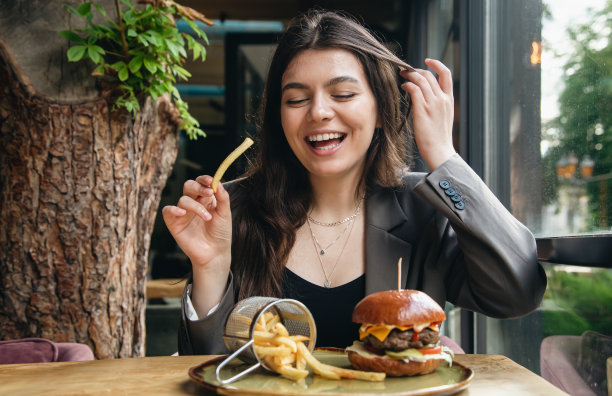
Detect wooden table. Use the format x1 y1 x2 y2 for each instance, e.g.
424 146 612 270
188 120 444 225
0 354 568 395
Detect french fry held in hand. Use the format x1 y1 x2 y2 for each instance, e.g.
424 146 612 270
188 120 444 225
211 137 254 193
253 313 385 382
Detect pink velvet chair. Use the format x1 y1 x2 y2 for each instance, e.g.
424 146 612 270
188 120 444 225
441 335 465 354
0 338 94 364
540 331 612 396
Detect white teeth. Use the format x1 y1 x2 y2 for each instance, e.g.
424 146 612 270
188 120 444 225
307 132 343 142
317 142 341 150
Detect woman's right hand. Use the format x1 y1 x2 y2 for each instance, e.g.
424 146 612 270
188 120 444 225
162 175 232 315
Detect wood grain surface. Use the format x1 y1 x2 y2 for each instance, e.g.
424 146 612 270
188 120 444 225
0 354 568 396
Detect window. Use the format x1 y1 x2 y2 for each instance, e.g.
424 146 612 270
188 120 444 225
465 1 612 392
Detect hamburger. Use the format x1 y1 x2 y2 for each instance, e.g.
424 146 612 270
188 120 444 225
346 289 453 376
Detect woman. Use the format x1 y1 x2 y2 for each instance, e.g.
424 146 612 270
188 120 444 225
163 10 547 354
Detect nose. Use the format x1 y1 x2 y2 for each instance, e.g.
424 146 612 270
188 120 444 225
308 94 334 122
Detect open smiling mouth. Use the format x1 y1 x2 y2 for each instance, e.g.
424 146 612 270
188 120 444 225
306 132 346 150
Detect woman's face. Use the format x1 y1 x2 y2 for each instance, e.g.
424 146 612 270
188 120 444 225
280 48 379 181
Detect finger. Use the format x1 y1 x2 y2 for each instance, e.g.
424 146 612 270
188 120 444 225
425 58 453 95
417 69 442 97
183 179 212 199
177 195 212 221
195 174 214 187
162 205 187 224
213 182 231 218
400 69 435 103
401 81 425 110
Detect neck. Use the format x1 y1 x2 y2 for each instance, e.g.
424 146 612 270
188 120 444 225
308 172 365 224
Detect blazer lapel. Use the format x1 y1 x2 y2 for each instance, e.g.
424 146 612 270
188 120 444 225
364 187 413 295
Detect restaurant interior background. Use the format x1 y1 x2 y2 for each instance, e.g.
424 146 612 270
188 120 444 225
145 0 612 392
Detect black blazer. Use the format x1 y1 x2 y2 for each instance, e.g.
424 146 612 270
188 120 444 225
178 154 547 355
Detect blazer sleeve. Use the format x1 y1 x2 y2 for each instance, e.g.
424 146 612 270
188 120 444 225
178 272 235 355
413 154 547 318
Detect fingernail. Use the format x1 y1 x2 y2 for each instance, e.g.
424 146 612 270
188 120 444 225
200 209 212 220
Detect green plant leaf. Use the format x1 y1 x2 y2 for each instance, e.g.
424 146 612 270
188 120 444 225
63 4 81 17
94 64 105 75
59 30 85 44
128 56 143 73
148 31 164 47
111 61 125 71
92 2 107 17
92 44 105 55
120 0 135 9
77 3 92 17
87 45 103 63
172 65 191 80
61 0 210 139
183 20 202 39
193 41 206 61
137 35 149 47
67 45 88 62
118 65 129 81
164 39 180 58
143 57 159 73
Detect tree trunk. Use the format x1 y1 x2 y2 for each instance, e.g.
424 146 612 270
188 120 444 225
0 2 179 359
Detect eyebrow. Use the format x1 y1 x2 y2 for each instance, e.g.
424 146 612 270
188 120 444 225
281 75 360 93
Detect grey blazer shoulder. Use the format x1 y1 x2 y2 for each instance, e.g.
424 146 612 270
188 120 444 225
178 154 547 355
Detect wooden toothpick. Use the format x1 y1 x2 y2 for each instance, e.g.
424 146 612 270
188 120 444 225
397 257 402 291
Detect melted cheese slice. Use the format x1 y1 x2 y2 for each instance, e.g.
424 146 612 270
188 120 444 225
359 322 440 342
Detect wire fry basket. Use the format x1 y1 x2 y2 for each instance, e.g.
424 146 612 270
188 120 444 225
215 296 317 385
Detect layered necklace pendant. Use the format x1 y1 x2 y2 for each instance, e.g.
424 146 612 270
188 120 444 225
306 195 364 288
314 220 351 256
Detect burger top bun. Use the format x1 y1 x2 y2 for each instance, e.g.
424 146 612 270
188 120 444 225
352 289 446 326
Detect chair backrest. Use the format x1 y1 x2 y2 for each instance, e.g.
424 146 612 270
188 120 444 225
578 331 612 396
0 338 94 364
441 335 465 354
0 338 58 364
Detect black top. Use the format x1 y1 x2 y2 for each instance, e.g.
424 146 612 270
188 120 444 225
282 269 365 348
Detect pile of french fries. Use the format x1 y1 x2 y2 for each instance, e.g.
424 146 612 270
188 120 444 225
253 312 385 382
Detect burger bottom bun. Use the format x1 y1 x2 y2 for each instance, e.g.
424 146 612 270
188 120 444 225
347 350 442 377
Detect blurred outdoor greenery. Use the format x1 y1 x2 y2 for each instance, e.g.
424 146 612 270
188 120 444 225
542 267 612 337
542 0 612 230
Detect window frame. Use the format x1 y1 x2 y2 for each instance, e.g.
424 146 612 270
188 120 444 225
457 0 612 355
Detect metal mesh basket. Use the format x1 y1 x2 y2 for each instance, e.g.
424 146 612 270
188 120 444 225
215 297 317 385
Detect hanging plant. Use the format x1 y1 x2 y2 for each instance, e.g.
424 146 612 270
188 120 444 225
59 0 212 139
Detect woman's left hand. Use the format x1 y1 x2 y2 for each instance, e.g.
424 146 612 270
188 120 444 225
400 58 456 171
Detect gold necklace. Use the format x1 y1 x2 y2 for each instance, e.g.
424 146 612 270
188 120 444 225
309 220 352 255
307 215 356 288
307 195 365 227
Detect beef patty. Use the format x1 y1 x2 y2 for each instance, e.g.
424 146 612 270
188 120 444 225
364 328 441 351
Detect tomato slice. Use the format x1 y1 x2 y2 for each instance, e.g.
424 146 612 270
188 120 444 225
419 346 442 355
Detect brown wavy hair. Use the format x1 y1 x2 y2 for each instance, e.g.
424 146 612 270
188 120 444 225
231 9 414 300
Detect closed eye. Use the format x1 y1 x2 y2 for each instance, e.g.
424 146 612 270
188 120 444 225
285 98 308 105
333 93 356 100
